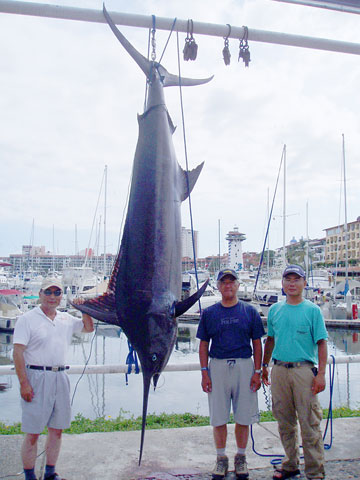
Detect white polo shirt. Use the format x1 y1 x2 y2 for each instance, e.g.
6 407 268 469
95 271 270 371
13 306 84 366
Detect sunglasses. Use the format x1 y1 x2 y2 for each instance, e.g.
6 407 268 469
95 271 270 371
43 289 62 297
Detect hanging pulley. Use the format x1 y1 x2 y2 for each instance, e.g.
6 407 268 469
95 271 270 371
239 26 251 67
183 19 198 61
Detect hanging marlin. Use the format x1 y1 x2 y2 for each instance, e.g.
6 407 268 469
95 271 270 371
72 4 213 464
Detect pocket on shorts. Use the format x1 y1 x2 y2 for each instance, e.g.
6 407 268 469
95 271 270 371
309 397 323 426
27 371 44 398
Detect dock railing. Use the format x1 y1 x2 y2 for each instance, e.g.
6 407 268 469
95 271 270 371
1 355 360 376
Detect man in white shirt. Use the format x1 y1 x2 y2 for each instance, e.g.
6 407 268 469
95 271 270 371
13 278 94 480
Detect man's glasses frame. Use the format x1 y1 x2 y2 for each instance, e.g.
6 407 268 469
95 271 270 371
43 289 62 297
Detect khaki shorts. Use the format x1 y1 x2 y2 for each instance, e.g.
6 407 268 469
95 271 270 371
208 357 260 427
21 369 71 433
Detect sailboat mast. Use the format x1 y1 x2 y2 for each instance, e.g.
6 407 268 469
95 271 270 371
52 224 55 274
282 145 286 267
306 201 309 279
342 134 349 283
103 165 107 279
267 187 270 281
218 219 221 271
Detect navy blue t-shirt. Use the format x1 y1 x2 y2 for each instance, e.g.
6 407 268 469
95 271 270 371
196 301 265 359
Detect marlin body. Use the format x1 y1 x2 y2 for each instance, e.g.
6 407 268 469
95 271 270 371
72 5 212 463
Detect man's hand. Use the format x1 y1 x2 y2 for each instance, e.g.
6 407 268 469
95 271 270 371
250 372 261 392
72 297 85 305
20 380 34 402
311 372 326 395
201 371 212 393
262 366 271 386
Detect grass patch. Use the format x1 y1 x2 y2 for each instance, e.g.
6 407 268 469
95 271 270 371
1 407 359 435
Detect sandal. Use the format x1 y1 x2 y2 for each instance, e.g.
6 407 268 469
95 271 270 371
44 475 67 480
273 468 300 480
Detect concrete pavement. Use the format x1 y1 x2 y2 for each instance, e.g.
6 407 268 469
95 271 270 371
1 417 359 480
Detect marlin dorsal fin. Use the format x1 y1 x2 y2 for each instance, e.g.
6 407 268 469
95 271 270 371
70 293 118 325
179 161 204 202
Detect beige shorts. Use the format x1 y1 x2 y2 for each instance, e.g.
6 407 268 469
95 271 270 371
21 368 71 433
208 357 260 427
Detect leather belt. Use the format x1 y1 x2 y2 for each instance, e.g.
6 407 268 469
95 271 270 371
273 359 313 368
26 365 69 372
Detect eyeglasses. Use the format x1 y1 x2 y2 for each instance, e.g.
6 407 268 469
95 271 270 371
43 289 62 296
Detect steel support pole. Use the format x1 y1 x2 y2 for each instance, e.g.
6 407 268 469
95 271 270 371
1 0 360 55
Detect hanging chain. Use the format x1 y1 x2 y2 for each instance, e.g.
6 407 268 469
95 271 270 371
222 24 231 66
151 14 156 61
238 25 251 67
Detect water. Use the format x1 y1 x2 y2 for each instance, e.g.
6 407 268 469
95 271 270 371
0 323 359 425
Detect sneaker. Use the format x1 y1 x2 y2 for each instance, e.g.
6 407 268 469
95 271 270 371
234 453 249 479
212 455 229 479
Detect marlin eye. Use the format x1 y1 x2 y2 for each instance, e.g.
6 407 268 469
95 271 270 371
152 354 157 362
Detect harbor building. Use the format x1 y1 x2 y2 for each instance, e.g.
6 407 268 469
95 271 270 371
325 217 360 266
226 226 246 271
181 227 198 259
6 250 116 277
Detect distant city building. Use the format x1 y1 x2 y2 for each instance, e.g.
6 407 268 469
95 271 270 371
226 227 246 271
181 254 228 273
243 252 260 270
7 247 116 276
273 237 326 267
181 227 198 259
22 245 46 256
324 216 360 265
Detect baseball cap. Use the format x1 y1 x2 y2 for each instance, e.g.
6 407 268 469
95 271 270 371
217 268 238 281
282 265 306 279
40 277 63 291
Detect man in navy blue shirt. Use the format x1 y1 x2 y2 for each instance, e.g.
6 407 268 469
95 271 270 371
197 268 265 480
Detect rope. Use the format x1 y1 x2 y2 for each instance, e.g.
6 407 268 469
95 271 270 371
71 321 99 405
175 32 202 314
158 18 177 65
251 357 335 465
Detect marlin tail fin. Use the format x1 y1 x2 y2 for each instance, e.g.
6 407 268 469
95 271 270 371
103 4 213 87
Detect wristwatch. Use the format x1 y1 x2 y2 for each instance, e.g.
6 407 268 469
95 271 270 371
262 363 269 368
254 369 262 374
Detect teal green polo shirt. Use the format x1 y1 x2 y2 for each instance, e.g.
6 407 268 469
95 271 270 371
267 299 328 364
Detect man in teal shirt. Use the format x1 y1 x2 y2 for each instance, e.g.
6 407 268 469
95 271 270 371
262 265 328 480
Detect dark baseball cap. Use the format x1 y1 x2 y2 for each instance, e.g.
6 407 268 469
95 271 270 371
217 268 238 281
282 264 306 278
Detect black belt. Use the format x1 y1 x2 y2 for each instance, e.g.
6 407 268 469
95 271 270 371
26 365 69 372
273 359 313 368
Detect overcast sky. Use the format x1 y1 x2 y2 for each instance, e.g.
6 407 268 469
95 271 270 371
1 0 360 259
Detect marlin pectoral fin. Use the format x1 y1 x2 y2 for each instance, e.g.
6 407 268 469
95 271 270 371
70 293 119 325
175 278 209 317
180 161 205 202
